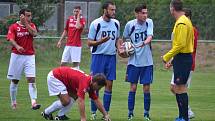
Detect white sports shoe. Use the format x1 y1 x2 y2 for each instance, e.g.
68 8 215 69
188 109 195 119
11 102 17 110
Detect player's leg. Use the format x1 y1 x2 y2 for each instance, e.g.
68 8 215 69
173 54 192 121
7 53 23 109
61 46 71 66
42 71 71 120
187 71 195 119
24 55 40 110
170 73 176 94
126 64 139 120
56 97 76 120
140 65 153 120
71 46 82 69
103 55 116 113
90 54 105 118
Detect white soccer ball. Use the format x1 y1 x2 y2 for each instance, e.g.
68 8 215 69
122 41 135 57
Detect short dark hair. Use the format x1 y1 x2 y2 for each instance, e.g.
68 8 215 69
170 0 183 11
183 8 192 19
135 4 147 13
19 8 31 16
92 73 106 87
74 6 81 10
102 1 115 10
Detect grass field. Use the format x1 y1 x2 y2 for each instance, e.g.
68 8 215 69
0 39 215 121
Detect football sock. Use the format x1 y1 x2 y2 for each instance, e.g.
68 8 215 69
128 91 136 115
74 66 79 70
28 83 37 105
45 100 64 114
176 94 183 118
10 82 18 104
57 98 75 116
103 90 112 112
91 91 99 113
180 93 188 121
144 92 151 117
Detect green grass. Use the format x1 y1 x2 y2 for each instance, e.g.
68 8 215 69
0 39 215 121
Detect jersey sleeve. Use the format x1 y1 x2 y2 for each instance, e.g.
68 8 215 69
87 22 96 40
123 22 130 39
81 18 86 27
147 19 153 36
89 90 98 100
77 86 86 100
7 24 15 41
64 18 69 31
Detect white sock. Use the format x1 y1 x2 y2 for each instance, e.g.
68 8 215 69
188 105 192 111
45 100 64 114
57 98 75 116
10 82 18 104
28 83 37 105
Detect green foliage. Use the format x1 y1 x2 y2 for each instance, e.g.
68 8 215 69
0 15 19 35
101 0 215 40
14 0 56 28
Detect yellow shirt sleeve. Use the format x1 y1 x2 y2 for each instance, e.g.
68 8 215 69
163 24 188 62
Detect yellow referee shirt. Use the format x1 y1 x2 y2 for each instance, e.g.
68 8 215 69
163 15 194 62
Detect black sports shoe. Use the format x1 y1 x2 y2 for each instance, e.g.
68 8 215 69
41 111 54 120
32 104 41 110
55 115 70 120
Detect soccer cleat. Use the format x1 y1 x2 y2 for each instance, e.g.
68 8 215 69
41 111 54 120
11 103 17 110
32 104 41 110
128 113 134 120
90 113 97 120
144 116 152 121
55 115 70 120
188 109 195 119
175 117 189 121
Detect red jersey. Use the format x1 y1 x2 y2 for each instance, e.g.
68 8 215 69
64 16 86 47
7 21 36 55
192 26 198 71
52 66 98 100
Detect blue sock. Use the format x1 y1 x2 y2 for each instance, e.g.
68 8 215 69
91 91 99 113
144 92 151 117
128 91 136 116
103 90 112 112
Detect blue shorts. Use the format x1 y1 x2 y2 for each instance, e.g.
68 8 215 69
90 54 116 81
173 53 192 85
125 65 153 85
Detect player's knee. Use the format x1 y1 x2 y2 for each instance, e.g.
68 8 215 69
61 97 71 106
27 77 35 83
12 79 19 84
143 84 150 93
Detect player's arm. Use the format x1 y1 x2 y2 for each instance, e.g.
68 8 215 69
93 99 111 121
57 30 67 48
87 36 110 46
77 97 86 121
9 39 25 53
20 14 37 36
163 24 187 62
75 10 83 29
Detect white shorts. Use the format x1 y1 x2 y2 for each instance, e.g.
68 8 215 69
61 46 82 63
7 53 35 80
170 71 193 88
47 71 68 96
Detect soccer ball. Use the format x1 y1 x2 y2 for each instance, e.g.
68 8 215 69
120 41 135 58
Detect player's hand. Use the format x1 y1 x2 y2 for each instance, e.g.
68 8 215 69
104 114 111 121
118 44 128 58
20 14 28 26
100 36 110 43
165 61 172 69
16 45 25 53
57 41 62 48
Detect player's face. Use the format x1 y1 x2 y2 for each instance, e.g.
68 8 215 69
169 5 174 16
104 4 116 19
136 9 148 23
24 11 32 22
73 8 81 16
91 83 103 91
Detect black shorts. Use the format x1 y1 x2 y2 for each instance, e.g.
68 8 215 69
173 53 193 85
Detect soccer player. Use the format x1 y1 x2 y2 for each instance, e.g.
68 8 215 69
57 6 86 69
87 1 122 120
169 8 198 119
41 67 111 121
121 4 153 121
162 0 194 121
6 8 40 110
